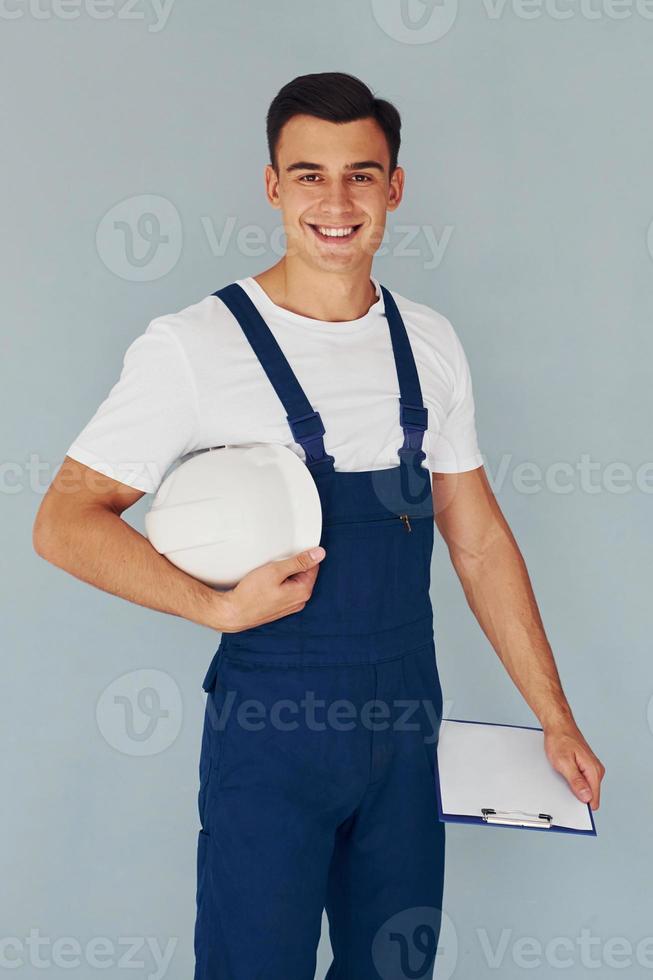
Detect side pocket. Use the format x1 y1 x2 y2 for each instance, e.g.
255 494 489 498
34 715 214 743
200 660 236 828
198 744 213 832
418 645 444 783
422 702 442 786
198 648 229 832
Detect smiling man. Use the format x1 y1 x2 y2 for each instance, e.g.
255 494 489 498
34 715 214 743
34 72 605 979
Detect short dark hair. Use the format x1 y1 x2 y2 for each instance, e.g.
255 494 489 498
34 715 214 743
266 72 401 175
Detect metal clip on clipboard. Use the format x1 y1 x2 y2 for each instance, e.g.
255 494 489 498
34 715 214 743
481 808 552 829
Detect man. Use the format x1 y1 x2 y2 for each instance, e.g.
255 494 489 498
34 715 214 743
33 72 605 979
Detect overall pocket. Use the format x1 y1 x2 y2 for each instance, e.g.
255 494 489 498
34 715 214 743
198 652 234 831
319 514 434 628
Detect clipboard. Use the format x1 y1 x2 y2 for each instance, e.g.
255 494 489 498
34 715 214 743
435 718 597 836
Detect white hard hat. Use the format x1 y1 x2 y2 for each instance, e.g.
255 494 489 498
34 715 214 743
144 443 323 589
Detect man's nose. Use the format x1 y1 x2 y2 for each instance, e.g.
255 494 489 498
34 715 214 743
318 181 355 216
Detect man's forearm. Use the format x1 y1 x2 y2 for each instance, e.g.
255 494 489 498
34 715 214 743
34 502 230 632
450 520 576 732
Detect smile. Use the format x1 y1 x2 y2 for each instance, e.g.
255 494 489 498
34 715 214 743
307 223 363 243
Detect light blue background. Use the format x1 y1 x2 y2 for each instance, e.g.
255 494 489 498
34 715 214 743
3 0 651 976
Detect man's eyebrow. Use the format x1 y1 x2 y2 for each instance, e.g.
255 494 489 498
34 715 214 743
285 160 386 173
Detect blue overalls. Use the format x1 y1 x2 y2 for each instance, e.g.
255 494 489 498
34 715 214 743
194 282 446 980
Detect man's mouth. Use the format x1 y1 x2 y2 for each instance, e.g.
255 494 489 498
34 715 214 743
307 223 363 244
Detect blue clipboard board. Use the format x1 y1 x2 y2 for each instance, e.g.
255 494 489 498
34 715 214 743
435 718 597 836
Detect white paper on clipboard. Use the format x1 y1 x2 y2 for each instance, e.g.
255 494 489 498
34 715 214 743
436 719 595 832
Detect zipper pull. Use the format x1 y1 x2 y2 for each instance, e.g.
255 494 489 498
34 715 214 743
400 513 412 532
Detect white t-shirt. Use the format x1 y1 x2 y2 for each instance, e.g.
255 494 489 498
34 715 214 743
66 276 484 494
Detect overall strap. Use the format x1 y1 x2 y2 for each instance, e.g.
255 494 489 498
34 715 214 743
380 285 428 464
214 283 335 475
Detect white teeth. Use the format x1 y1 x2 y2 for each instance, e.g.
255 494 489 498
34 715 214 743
316 226 355 237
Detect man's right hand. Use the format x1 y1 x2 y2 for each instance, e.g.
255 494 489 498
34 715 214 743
219 546 326 633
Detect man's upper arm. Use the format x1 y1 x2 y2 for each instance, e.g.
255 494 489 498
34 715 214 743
432 465 507 561
64 315 199 496
426 316 484 475
33 456 146 556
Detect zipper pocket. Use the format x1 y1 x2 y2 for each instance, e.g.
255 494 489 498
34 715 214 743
323 513 431 533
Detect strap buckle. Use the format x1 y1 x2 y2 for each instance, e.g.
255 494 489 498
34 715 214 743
287 410 334 472
287 410 326 443
399 401 428 462
400 401 428 431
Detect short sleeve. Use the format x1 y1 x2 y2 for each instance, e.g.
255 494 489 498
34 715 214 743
65 318 199 493
427 322 484 474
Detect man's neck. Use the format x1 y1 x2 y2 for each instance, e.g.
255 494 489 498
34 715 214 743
253 261 377 323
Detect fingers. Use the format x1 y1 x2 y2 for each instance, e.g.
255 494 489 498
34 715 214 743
281 566 319 609
225 546 327 632
545 729 606 812
576 751 605 810
285 567 318 588
273 546 326 581
556 751 602 810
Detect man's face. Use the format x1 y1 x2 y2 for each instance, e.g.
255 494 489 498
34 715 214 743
264 114 404 274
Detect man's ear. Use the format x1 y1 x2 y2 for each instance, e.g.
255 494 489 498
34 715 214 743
264 164 282 209
387 165 405 212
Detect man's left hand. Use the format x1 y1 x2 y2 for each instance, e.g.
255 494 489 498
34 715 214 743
543 722 606 810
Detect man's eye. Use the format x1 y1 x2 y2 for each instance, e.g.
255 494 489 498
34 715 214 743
298 173 372 183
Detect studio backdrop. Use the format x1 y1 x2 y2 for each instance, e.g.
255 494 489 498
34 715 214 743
3 1 651 978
